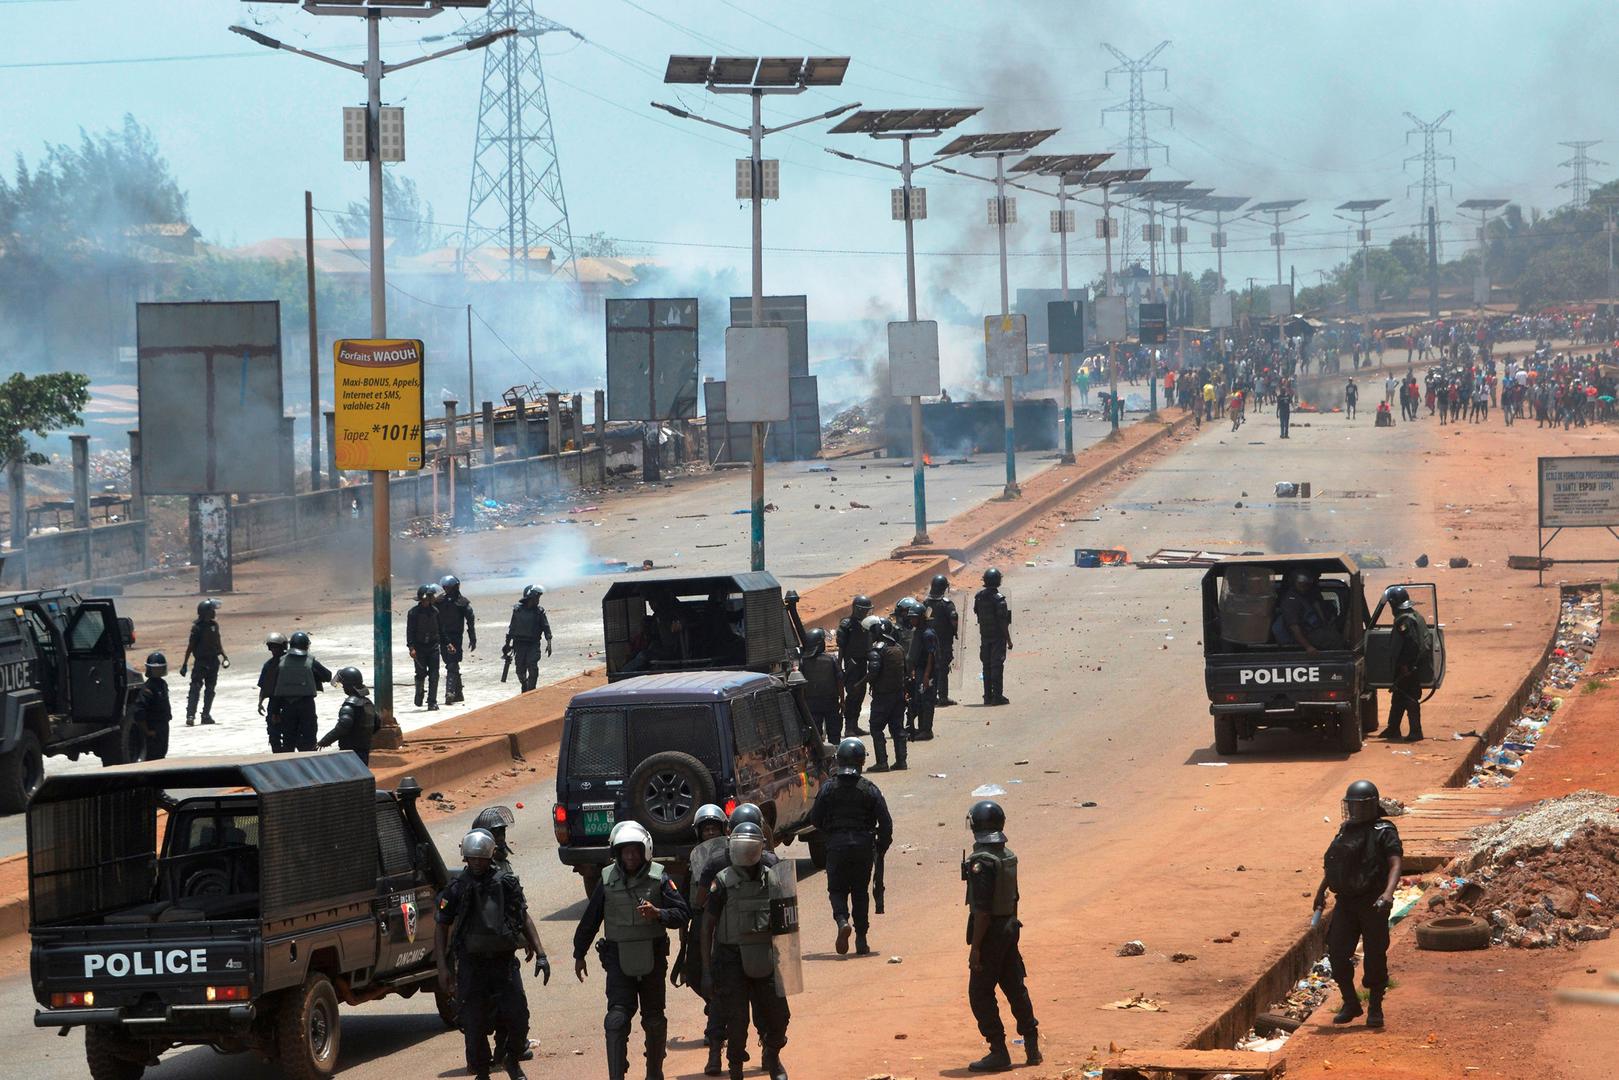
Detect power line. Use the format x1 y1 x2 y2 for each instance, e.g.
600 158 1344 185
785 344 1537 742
1558 140 1607 211
1101 41 1173 270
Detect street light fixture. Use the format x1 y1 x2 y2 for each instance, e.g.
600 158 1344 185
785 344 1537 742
654 56 859 572
1148 187 1214 373
825 106 983 545
1334 199 1393 349
1457 198 1509 310
1071 167 1148 432
229 0 512 749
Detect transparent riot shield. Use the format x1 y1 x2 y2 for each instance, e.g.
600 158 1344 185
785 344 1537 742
768 859 803 996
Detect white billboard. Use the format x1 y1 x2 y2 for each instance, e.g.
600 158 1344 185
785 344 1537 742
887 320 941 398
983 314 1028 377
1539 456 1619 528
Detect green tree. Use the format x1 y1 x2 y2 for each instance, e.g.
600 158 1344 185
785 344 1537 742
338 172 436 256
0 372 91 470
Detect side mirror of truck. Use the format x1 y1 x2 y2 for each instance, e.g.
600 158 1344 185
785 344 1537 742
117 617 136 648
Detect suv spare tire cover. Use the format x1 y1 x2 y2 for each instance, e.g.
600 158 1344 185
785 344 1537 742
628 751 717 841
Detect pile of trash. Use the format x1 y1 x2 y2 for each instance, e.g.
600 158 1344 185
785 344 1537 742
1231 956 1335 1054
1468 587 1603 789
1428 791 1619 948
822 403 875 450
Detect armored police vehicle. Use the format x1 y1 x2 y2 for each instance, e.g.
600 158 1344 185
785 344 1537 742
1201 554 1446 754
28 754 454 1080
0 588 145 812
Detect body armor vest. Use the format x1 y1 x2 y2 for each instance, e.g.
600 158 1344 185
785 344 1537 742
602 862 667 977
715 865 778 979
872 643 906 695
459 871 523 957
275 653 318 697
963 846 1019 918
800 653 840 708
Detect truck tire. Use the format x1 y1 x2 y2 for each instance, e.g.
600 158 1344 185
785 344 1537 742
1213 716 1239 756
0 730 45 813
1336 712 1364 753
276 974 342 1080
628 751 715 842
96 711 146 767
85 1027 146 1080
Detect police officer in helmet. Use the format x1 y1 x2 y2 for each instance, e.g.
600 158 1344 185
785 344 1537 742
798 628 844 746
437 574 478 705
925 574 960 707
317 667 378 764
973 569 1013 706
574 821 690 1080
505 585 553 694
864 616 909 772
962 800 1039 1072
435 829 549 1080
257 632 290 752
131 651 171 761
1377 586 1431 742
275 631 332 752
835 596 874 737
691 803 776 1072
702 821 792 1080
901 598 939 741
473 805 518 873
408 583 444 711
180 598 228 726
809 738 893 956
1313 780 1402 1029
683 805 733 1075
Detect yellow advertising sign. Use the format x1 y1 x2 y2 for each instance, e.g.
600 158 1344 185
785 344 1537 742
333 338 425 471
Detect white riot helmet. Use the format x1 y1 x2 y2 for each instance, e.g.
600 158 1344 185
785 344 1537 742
728 821 766 868
608 820 654 864
460 828 498 861
860 614 884 637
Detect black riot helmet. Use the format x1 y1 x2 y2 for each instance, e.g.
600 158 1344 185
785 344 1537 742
144 651 168 678
1384 585 1413 612
878 617 897 639
288 631 311 655
473 805 517 855
1342 779 1382 823
335 666 367 694
835 737 867 778
982 567 1002 588
929 574 949 598
728 802 765 834
968 800 1007 844
802 627 827 658
439 574 461 597
521 584 544 606
196 598 220 620
416 583 440 603
851 594 873 616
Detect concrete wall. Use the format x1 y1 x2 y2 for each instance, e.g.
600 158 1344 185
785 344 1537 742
0 519 147 590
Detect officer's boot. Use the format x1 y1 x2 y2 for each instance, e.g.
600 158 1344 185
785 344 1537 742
1366 990 1385 1028
1024 1033 1042 1066
835 917 851 955
1405 721 1424 742
704 1042 724 1077
1332 982 1363 1024
891 734 908 771
414 678 425 708
968 1042 1012 1072
854 929 871 956
605 1012 632 1080
644 1015 668 1080
761 1046 788 1080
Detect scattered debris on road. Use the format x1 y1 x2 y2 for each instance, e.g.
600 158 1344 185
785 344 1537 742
1116 940 1147 957
1102 992 1166 1011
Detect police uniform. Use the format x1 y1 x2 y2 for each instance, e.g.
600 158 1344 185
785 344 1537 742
799 649 843 745
707 864 791 1076
834 612 870 737
437 591 478 704
963 844 1038 1056
684 835 732 1055
407 601 444 709
865 637 908 771
573 861 690 1080
318 691 378 763
1322 817 1402 1009
924 593 960 706
809 774 892 947
273 651 332 752
973 588 1012 705
437 867 532 1076
1383 606 1430 740
184 617 225 724
257 653 289 752
506 603 552 693
131 674 171 761
905 620 940 740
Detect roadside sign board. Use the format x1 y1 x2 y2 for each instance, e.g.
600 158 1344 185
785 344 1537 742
1209 292 1233 329
606 298 700 420
729 295 809 377
984 314 1028 377
1267 283 1293 318
333 339 425 471
724 326 791 422
1138 302 1168 343
887 320 941 398
1093 295 1128 343
1538 456 1619 528
1048 300 1085 354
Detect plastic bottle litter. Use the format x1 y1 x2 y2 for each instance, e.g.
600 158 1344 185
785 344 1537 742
971 784 1008 797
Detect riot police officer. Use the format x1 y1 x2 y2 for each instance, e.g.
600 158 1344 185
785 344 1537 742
864 616 909 772
437 573 478 704
435 829 549 1080
901 599 939 741
962 800 1039 1072
890 596 917 654
474 805 518 873
180 598 228 726
684 804 732 1075
574 821 690 1080
973 569 1013 706
798 628 843 745
702 821 792 1080
317 667 377 763
834 596 874 736
275 631 332 752
809 738 892 956
924 575 960 707
407 583 444 711
131 651 171 761
1313 780 1402 1029
256 632 289 752
691 804 776 1073
1378 586 1431 742
505 585 553 693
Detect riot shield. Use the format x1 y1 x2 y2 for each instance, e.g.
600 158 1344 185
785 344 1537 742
686 836 728 901
767 859 803 996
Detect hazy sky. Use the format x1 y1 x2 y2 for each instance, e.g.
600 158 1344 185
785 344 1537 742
4 0 1613 319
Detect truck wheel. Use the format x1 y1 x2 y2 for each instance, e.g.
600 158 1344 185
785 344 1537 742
276 974 342 1080
85 1027 146 1080
628 751 716 841
806 834 827 871
1336 713 1364 753
97 713 146 767
0 731 45 813
1213 716 1239 756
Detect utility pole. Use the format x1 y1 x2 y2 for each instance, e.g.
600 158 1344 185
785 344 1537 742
1404 110 1454 255
1458 199 1508 310
1078 168 1150 433
231 5 515 749
1427 205 1440 319
304 190 320 491
656 56 858 571
1557 140 1606 211
1335 200 1391 357
827 106 983 541
1100 41 1172 276
465 303 475 449
1251 200 1306 286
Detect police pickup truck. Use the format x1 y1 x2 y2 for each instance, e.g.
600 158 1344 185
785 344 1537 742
0 588 145 811
1200 554 1446 755
28 754 454 1080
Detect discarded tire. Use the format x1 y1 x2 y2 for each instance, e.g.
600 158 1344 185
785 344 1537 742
1415 915 1491 952
1252 1011 1303 1037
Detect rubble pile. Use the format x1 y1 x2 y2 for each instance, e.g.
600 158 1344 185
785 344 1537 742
1468 587 1603 789
822 403 875 451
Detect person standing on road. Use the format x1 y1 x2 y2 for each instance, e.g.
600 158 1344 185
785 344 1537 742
180 599 228 727
809 738 892 958
925 574 960 707
436 829 549 1080
317 666 378 764
702 821 792 1080
1378 586 1431 742
690 803 776 1074
408 584 444 711
1344 377 1358 419
505 585 552 694
974 569 1013 706
1277 379 1293 439
835 596 874 736
437 574 477 705
682 805 732 1075
1202 379 1216 420
574 821 689 1080
1313 780 1402 1030
902 599 939 741
962 800 1040 1073
798 628 843 746
256 632 289 752
275 631 332 752
865 616 909 773
131 651 172 761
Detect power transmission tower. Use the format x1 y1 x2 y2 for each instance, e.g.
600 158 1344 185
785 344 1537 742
457 2 582 283
1558 140 1606 211
1403 110 1454 253
1101 42 1172 275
